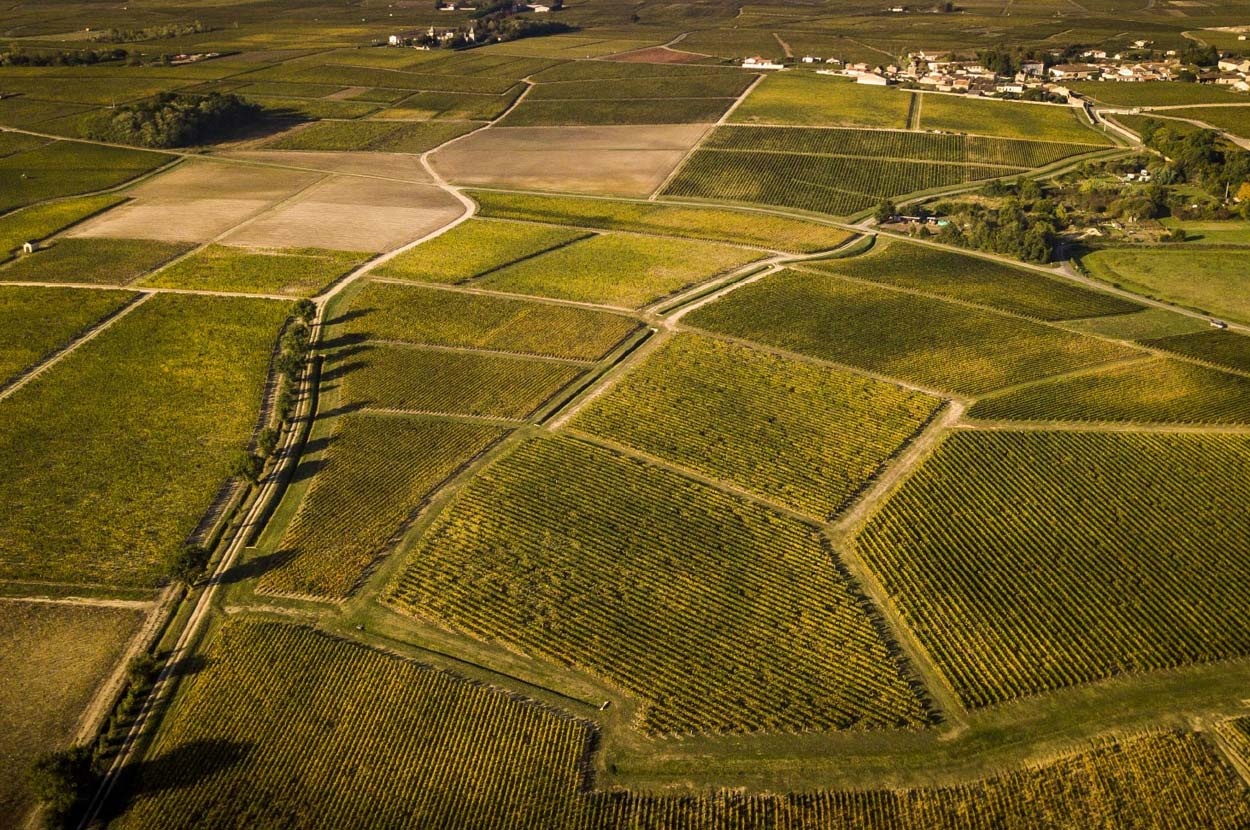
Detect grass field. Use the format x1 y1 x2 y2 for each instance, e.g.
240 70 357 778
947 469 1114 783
811 240 1141 320
729 73 912 128
0 294 287 587
665 149 1017 216
372 220 590 284
111 620 594 830
0 141 169 212
0 193 126 262
265 119 480 152
341 344 584 418
968 357 1250 423
685 268 1138 395
1072 80 1248 107
1159 218 1250 246
917 95 1111 144
0 238 192 285
0 601 146 825
574 334 940 518
1141 330 1250 374
139 245 371 296
388 435 933 734
0 286 135 385
474 232 763 308
257 413 506 600
471 191 851 252
1082 248 1250 324
340 281 640 361
1159 106 1250 139
498 98 733 126
857 430 1250 707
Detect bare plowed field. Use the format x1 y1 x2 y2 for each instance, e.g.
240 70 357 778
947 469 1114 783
430 124 710 197
220 175 463 251
67 161 321 243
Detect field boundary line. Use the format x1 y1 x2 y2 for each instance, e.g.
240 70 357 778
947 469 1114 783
954 419 1250 434
367 275 638 314
0 595 155 610
829 400 965 542
366 339 597 366
966 353 1157 401
697 146 1034 171
707 122 1108 149
824 402 972 728
0 280 294 300
684 326 959 400
0 291 152 404
545 328 664 430
563 428 822 526
360 407 526 426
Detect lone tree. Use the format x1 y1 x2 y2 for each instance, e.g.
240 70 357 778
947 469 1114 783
293 298 315 324
28 745 97 830
167 543 210 586
229 451 263 484
874 199 898 224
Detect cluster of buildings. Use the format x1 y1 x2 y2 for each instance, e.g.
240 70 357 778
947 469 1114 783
743 45 1250 96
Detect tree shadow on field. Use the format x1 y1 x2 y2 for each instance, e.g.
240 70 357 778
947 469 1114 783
321 359 367 384
319 329 370 351
218 548 297 586
101 739 254 821
286 434 335 486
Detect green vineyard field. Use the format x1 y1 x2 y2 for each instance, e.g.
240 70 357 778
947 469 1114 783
685 268 1138 395
857 430 1250 707
340 344 584 418
0 238 192 285
1140 331 1250 375
705 126 1096 169
0 294 287 587
110 624 1250 829
338 281 641 361
258 413 506 601
140 245 371 296
373 220 591 285
475 233 762 308
664 149 1017 216
389 436 932 735
810 240 1141 321
470 191 850 252
573 334 940 518
0 286 135 385
968 358 1250 424
113 621 594 830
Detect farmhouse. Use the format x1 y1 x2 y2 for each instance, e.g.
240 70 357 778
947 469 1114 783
742 56 785 69
1049 63 1100 80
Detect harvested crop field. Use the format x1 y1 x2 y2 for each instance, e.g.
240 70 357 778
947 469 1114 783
431 124 711 197
219 175 463 252
67 160 322 244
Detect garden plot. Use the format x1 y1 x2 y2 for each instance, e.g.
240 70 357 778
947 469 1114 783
219 175 463 252
431 124 711 197
66 160 322 244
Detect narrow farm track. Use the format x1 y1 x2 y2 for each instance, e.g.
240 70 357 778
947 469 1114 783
0 280 295 301
0 292 152 404
79 99 529 826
